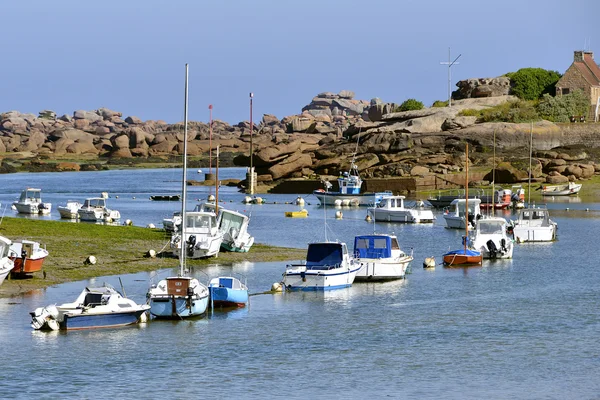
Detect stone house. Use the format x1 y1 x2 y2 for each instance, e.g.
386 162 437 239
555 50 600 121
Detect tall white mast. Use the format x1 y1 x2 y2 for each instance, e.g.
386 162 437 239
180 64 189 275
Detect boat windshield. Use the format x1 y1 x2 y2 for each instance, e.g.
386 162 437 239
186 214 215 229
478 222 505 235
83 198 106 208
220 212 245 235
20 190 41 202
306 243 343 267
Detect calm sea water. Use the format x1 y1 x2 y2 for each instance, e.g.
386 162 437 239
1 169 600 399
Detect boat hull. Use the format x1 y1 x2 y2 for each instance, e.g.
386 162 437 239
541 183 582 196
313 191 387 207
209 287 248 307
443 216 467 229
283 265 360 291
369 209 435 223
149 296 209 318
0 266 10 286
62 309 148 330
354 258 412 281
512 226 556 242
11 256 45 275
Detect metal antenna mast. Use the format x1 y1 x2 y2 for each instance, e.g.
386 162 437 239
440 47 461 107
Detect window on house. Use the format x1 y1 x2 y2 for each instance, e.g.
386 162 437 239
562 88 570 95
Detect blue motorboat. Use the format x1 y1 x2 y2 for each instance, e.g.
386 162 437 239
208 276 249 308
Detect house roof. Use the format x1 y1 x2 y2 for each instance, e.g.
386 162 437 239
573 53 600 86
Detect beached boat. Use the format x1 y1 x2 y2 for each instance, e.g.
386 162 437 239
541 181 582 196
479 188 512 210
77 197 121 222
285 209 308 218
0 236 14 287
57 200 82 219
368 195 435 223
12 188 52 215
353 234 413 281
147 64 210 319
171 211 224 258
283 242 360 291
469 217 514 259
219 208 254 253
9 240 48 278
443 144 483 267
208 275 249 308
30 285 149 331
312 163 391 207
443 198 482 229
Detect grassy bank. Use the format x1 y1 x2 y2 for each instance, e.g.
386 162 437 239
0 217 305 297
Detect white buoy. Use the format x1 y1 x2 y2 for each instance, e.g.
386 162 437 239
342 199 350 207
147 249 156 258
295 196 305 206
85 255 97 265
335 211 343 219
243 196 252 204
365 214 372 222
115 195 119 199
271 282 283 292
146 223 156 229
254 197 263 204
124 219 133 226
208 194 216 202
423 257 436 269
139 312 148 323
350 199 360 207
334 199 343 207
197 169 202 174
565 208 570 211
101 192 109 199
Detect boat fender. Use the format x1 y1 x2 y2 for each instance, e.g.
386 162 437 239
300 271 306 282
271 282 283 292
500 238 507 252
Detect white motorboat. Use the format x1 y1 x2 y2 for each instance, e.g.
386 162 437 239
12 188 52 215
353 234 413 281
510 123 557 243
30 285 149 331
469 217 514 259
9 240 48 278
171 211 224 258
368 195 435 223
283 241 360 290
77 197 121 222
57 200 82 219
541 181 582 196
511 206 557 242
443 198 482 229
0 236 15 287
147 64 210 319
163 212 181 233
219 208 254 253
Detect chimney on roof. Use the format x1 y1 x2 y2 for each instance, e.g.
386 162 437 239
574 51 584 62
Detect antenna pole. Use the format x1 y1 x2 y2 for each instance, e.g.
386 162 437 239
528 122 533 206
209 104 213 174
440 47 461 107
180 63 189 275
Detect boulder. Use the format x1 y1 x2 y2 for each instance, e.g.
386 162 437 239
49 128 95 142
290 117 315 133
112 134 130 149
564 165 583 178
73 110 102 122
410 165 430 176
441 116 477 131
73 119 90 130
338 90 355 99
254 141 302 166
545 172 569 184
579 164 595 178
125 116 143 124
262 114 279 126
268 152 313 180
485 162 528 183
149 140 177 154
66 141 98 154
111 148 133 158
55 162 80 171
97 108 122 120
53 137 76 155
453 77 511 100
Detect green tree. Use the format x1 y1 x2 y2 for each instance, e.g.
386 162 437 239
537 89 589 122
395 98 424 112
505 68 561 100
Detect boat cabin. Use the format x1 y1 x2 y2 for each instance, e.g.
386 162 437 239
166 277 191 296
376 195 406 210
219 210 247 236
353 235 398 259
518 208 550 223
185 212 217 232
82 198 107 208
19 188 42 203
0 236 11 259
306 242 348 270
337 164 362 195
446 198 481 217
474 219 507 235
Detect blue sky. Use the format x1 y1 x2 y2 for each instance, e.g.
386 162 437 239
2 0 598 124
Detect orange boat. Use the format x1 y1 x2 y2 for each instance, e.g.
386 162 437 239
443 143 482 267
10 240 49 278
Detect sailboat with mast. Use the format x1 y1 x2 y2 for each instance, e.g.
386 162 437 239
147 64 210 318
443 143 483 266
510 123 557 242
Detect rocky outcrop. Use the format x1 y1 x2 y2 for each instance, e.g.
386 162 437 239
453 77 512 100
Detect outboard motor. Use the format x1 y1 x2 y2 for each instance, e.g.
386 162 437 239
500 238 507 253
187 235 196 257
486 239 498 259
467 213 475 227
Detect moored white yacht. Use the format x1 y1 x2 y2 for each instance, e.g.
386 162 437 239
443 198 482 229
368 195 435 223
511 206 557 242
77 197 121 222
469 217 514 259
